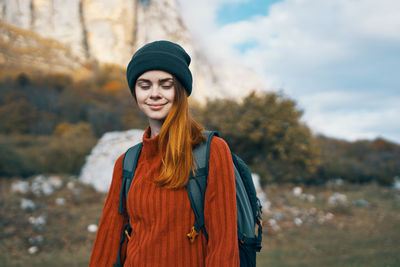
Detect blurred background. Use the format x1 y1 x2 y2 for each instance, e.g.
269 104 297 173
1 0 399 266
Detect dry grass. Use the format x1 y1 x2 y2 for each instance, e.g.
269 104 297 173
1 177 399 266
0 176 104 266
258 183 400 266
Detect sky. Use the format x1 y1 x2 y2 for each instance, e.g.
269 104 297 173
179 0 400 144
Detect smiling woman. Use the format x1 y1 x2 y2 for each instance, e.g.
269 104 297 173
134 71 175 129
89 40 240 267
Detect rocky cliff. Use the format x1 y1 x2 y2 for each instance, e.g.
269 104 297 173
1 0 262 101
0 21 89 75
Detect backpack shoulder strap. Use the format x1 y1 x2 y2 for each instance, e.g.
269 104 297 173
118 142 143 214
186 131 218 243
115 142 143 267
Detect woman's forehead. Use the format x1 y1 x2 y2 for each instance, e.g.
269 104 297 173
137 70 173 81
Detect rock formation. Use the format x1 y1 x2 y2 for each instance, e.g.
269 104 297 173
80 129 144 192
0 21 88 75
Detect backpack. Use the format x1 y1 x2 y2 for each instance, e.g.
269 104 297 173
114 131 263 267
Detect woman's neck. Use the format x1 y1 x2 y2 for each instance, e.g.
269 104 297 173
148 119 164 138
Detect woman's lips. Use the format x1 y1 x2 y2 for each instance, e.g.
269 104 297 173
147 103 166 110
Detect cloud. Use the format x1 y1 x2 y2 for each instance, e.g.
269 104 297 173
301 91 400 142
179 0 400 143
178 0 247 38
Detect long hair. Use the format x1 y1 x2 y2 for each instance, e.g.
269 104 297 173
155 78 205 189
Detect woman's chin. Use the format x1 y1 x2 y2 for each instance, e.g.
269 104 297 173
148 114 168 122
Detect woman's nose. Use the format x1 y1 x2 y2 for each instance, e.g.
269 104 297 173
150 84 161 98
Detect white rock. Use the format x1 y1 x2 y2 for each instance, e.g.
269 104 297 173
80 129 144 192
20 198 36 210
328 193 348 206
28 246 39 254
325 212 334 220
294 217 303 226
31 175 45 196
318 212 334 224
11 181 30 194
28 215 46 227
41 182 54 196
393 176 400 190
67 181 75 190
268 219 280 231
292 186 302 196
306 194 316 202
49 176 63 189
31 175 55 196
88 224 98 233
55 198 66 206
33 175 46 183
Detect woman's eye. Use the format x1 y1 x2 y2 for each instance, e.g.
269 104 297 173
138 84 150 89
161 83 173 89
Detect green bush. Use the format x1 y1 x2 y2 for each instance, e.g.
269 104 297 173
315 136 400 186
0 122 97 176
0 142 34 177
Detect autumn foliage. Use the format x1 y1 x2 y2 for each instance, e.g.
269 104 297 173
193 92 320 185
0 68 399 185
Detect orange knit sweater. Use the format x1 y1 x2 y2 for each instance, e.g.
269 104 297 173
89 128 239 267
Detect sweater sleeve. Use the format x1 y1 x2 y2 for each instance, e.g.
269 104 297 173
89 154 128 267
204 137 240 267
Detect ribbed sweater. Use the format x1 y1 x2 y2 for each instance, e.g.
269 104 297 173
89 128 239 267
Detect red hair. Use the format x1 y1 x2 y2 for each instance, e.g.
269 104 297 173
155 79 205 189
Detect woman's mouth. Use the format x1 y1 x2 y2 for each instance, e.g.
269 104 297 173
148 103 166 110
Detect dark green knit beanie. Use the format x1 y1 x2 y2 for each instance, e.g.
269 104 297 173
126 40 192 97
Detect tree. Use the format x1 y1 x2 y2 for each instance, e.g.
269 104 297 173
196 91 320 185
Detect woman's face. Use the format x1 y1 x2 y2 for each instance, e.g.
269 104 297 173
135 70 175 123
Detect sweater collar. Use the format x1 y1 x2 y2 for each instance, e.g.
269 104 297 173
141 126 161 159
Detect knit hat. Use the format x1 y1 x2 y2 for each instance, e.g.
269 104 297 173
126 40 193 96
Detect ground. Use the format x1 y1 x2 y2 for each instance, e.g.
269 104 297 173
1 176 399 267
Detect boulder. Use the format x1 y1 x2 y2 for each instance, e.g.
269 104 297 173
328 192 348 206
80 129 144 192
11 181 30 194
20 198 36 210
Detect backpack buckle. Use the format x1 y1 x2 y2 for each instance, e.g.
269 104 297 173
125 229 131 241
187 226 199 243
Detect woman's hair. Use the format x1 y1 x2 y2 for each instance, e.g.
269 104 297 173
155 78 205 189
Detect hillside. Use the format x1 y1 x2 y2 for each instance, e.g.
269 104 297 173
0 21 90 77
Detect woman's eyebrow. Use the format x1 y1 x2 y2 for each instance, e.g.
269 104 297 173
136 78 150 83
136 78 173 83
159 78 173 83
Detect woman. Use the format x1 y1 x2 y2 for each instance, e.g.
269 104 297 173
89 40 239 266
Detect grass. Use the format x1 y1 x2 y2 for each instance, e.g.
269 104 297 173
257 183 400 266
0 176 103 267
1 177 399 266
